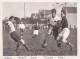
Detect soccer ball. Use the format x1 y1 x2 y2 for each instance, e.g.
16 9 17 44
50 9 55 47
42 43 47 48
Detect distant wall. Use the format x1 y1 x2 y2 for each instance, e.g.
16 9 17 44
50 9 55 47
67 13 77 28
56 7 77 28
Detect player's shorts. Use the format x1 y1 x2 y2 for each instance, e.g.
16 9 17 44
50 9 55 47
48 25 59 36
10 31 21 42
52 26 59 37
58 28 70 43
33 30 39 35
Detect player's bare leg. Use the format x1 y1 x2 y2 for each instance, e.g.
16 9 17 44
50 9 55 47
20 39 29 51
42 29 52 48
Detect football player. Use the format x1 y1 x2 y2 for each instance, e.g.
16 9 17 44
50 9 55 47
18 21 25 39
5 16 29 51
42 9 61 48
32 22 40 38
57 9 73 51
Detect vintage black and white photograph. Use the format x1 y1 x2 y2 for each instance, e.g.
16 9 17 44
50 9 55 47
3 2 77 56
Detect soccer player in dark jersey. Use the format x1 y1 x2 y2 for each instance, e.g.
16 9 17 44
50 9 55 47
57 10 73 51
32 22 40 38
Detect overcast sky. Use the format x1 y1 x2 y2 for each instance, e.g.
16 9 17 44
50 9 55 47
3 2 76 18
3 2 55 18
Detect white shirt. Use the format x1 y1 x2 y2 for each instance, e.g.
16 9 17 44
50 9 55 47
19 24 25 29
47 14 61 26
7 21 15 33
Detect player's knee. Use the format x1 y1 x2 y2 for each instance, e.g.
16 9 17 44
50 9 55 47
21 35 23 38
62 39 67 43
57 36 60 41
57 35 61 41
48 30 52 35
20 39 25 45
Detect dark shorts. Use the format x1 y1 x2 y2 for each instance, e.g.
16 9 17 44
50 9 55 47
10 31 21 42
52 26 59 37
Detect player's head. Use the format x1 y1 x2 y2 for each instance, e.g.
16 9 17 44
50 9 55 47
9 16 15 23
61 9 66 17
9 16 14 21
51 9 56 18
9 16 14 20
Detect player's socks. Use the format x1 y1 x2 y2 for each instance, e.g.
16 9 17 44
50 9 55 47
66 42 73 51
57 41 61 48
56 36 62 48
32 35 36 38
20 39 29 51
42 34 50 48
21 32 24 36
23 44 29 51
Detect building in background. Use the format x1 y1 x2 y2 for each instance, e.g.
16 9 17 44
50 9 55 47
3 2 77 29
54 2 77 28
36 2 77 28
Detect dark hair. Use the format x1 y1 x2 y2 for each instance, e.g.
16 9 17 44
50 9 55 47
61 10 66 15
51 9 56 13
9 16 14 21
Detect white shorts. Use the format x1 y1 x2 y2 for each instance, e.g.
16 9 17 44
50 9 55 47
58 28 70 43
33 30 39 35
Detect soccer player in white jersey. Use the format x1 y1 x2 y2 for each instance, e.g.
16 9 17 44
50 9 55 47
42 9 61 48
32 22 40 38
19 21 25 38
5 16 28 51
56 10 73 51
